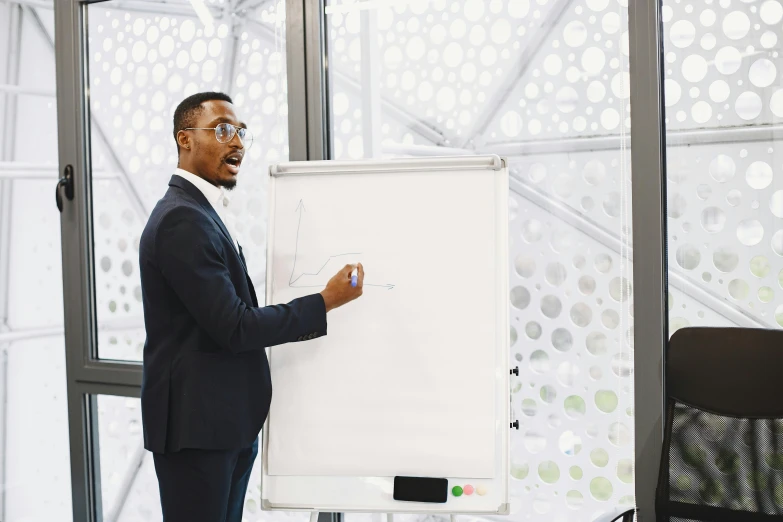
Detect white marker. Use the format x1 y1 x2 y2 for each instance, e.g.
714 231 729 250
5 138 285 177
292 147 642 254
351 267 358 287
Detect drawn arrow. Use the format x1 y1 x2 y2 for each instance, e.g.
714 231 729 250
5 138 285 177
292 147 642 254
289 199 306 285
289 199 361 286
288 199 395 290
289 283 396 290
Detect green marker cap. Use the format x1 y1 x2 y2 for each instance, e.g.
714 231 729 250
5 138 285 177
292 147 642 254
452 486 463 497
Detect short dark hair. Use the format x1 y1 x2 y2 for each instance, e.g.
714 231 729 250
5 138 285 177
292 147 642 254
172 91 233 152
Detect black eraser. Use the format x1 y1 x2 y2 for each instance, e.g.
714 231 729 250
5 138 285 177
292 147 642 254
393 476 448 503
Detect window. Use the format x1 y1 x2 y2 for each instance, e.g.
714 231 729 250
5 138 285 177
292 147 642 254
326 0 636 518
662 0 783 333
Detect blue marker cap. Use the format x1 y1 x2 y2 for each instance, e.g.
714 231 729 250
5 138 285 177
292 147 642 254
351 267 358 287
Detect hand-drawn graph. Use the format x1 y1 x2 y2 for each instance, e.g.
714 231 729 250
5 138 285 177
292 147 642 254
288 200 395 290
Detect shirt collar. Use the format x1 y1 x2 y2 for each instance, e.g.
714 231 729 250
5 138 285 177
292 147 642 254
174 168 229 209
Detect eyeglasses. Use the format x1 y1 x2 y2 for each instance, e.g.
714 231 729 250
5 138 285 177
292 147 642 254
184 123 254 149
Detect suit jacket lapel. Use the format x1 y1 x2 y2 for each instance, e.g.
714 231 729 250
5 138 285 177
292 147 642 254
169 175 250 279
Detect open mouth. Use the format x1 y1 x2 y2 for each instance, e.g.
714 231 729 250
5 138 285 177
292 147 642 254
224 153 243 174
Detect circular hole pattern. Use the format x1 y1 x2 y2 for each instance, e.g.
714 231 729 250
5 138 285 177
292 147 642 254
515 255 536 277
676 244 701 270
509 283 532 309
552 328 573 352
570 303 593 327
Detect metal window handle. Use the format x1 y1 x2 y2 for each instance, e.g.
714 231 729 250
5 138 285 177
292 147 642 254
56 164 74 212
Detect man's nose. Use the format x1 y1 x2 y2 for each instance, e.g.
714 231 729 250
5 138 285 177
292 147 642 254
228 130 243 148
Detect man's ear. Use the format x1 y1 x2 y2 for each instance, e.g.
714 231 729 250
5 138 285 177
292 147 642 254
177 130 191 151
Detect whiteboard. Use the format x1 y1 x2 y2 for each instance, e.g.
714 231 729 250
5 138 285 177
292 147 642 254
261 155 510 514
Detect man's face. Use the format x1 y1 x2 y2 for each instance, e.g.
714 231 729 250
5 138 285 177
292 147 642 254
179 100 246 190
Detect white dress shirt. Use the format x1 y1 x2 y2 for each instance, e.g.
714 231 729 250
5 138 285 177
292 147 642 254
174 168 240 253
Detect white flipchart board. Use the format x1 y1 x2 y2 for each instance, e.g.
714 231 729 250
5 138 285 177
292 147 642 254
261 155 510 514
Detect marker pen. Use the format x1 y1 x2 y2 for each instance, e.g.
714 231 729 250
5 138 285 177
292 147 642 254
351 267 358 287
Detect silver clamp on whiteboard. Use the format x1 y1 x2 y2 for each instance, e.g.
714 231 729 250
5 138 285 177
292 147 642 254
269 155 504 177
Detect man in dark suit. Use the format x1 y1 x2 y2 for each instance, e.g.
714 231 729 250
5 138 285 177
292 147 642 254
138 91 364 521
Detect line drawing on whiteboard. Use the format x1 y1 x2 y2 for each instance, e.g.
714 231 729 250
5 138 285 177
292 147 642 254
288 200 395 290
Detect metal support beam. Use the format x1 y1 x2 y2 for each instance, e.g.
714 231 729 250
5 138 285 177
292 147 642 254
359 8 381 158
0 162 115 180
483 123 783 156
0 326 66 343
0 183 13 323
1 4 22 159
0 83 54 97
13 0 230 19
0 316 144 344
0 5 22 518
236 0 273 12
509 174 769 329
0 170 114 180
3 0 50 10
460 0 573 148
285 0 328 160
285 0 309 160
221 5 240 96
381 143 473 157
628 0 667 520
304 0 328 160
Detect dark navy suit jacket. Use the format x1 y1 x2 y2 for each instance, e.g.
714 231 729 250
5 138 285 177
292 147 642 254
139 175 327 453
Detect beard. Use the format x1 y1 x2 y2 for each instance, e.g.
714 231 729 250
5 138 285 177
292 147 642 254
219 178 237 190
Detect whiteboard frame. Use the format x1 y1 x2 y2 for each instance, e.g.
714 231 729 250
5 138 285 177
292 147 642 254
261 155 510 515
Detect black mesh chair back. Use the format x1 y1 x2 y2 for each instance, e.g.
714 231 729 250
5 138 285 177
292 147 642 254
656 327 783 521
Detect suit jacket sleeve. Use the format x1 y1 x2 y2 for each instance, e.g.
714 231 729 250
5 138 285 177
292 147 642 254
155 206 327 354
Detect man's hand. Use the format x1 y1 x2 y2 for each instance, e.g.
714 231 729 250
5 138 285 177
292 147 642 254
320 263 364 312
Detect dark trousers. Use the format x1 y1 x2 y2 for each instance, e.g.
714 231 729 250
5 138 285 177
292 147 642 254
152 438 258 522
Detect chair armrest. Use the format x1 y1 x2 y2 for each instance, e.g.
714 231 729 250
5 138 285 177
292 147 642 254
591 506 635 522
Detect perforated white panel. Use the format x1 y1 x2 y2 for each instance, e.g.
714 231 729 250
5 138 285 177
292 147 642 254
326 0 564 147
482 0 631 143
506 164 634 522
329 80 434 159
666 141 783 329
662 0 783 130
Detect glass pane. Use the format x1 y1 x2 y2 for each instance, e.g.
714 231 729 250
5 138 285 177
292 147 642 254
96 395 309 521
327 1 635 519
1 2 72 519
86 1 289 361
662 0 783 333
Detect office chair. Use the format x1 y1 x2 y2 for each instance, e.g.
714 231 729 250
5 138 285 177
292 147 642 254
656 327 783 521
